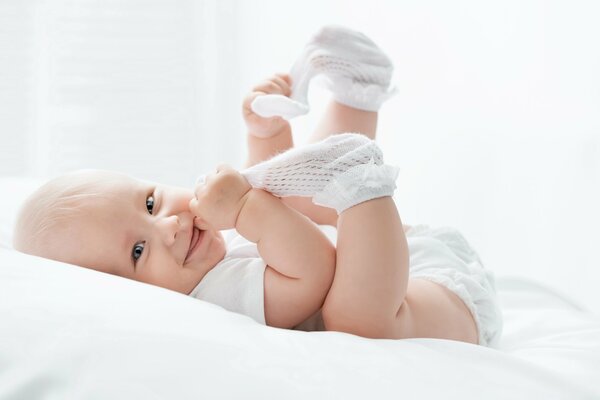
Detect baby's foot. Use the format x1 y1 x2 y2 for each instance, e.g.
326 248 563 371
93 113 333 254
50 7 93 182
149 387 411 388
241 132 399 214
241 133 382 197
291 25 396 112
252 25 396 120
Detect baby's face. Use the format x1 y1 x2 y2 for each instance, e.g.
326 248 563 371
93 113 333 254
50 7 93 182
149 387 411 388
45 171 226 294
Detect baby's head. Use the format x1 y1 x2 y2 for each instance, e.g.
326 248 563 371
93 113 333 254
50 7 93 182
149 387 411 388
13 169 226 294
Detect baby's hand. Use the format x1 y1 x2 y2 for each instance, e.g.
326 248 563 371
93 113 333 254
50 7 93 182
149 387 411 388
242 73 292 138
189 165 252 231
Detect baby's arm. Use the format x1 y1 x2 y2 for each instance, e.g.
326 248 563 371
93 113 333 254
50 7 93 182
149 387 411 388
189 166 336 329
237 189 336 328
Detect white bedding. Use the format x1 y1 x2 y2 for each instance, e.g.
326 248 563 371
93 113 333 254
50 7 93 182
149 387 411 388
1 249 599 399
1 179 599 399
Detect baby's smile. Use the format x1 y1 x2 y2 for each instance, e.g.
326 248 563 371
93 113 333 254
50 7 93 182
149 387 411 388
185 226 204 264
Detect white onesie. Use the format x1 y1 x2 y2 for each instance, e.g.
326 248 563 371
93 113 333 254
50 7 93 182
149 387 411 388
188 229 267 325
188 225 503 347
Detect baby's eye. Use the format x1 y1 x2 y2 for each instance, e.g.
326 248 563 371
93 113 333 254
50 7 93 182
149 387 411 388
146 194 155 215
132 242 145 264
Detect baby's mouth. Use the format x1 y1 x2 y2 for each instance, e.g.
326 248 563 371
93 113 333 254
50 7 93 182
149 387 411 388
185 227 201 262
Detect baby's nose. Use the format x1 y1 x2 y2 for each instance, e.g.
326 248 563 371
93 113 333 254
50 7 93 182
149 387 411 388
158 215 181 245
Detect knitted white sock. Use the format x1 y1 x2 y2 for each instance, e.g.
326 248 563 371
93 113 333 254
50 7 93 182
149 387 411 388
250 25 396 120
250 94 309 121
313 160 400 214
241 133 377 196
292 25 396 112
239 133 399 213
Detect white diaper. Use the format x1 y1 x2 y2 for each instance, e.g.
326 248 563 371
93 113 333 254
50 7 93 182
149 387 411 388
404 225 503 347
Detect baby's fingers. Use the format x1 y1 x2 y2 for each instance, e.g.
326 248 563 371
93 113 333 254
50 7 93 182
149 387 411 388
275 73 292 85
271 74 291 95
189 171 213 213
189 197 200 214
187 199 212 231
193 172 212 197
252 74 291 96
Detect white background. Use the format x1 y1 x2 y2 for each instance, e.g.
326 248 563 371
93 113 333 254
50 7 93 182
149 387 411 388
1 0 599 311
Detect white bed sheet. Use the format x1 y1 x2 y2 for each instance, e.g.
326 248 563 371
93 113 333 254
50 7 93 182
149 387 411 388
1 247 599 400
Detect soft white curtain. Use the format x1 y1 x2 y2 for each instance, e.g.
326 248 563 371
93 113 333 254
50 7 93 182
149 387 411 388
0 0 245 187
0 1 34 176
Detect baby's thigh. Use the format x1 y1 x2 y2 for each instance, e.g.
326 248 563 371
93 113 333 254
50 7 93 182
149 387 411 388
396 278 479 344
322 278 478 343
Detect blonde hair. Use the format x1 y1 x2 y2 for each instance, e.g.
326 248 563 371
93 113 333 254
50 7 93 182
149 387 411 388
12 170 110 258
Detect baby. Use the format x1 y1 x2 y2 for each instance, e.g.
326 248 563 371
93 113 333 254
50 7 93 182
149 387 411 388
13 26 502 346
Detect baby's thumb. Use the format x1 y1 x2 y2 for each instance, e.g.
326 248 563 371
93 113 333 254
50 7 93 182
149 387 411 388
250 94 309 121
189 199 212 229
192 216 211 231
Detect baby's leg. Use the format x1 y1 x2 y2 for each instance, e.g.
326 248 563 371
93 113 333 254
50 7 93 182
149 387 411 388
281 102 377 226
281 29 393 223
305 139 477 341
322 196 478 343
323 197 410 338
309 100 378 141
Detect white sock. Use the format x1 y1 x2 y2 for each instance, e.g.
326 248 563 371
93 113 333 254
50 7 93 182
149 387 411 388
240 133 399 213
291 25 396 111
251 25 396 120
250 94 309 121
241 133 377 196
313 160 399 214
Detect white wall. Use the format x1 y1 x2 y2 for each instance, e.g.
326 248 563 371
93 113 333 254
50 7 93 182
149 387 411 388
1 0 599 311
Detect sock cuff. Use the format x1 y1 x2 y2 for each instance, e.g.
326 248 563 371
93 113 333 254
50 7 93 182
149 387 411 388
250 94 309 121
320 76 398 111
313 160 400 214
